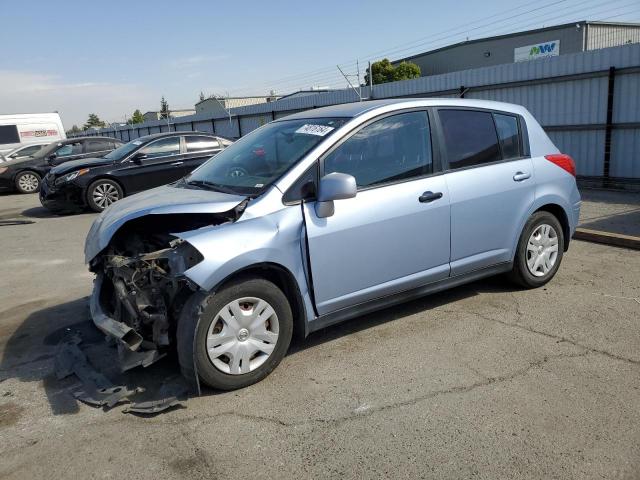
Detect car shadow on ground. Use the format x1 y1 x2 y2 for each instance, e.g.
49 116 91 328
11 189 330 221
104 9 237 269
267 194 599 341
0 276 520 416
20 206 93 219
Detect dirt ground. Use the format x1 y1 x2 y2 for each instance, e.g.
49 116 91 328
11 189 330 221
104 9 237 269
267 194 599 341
0 192 639 480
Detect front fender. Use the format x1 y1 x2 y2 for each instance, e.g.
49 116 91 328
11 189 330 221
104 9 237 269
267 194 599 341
176 206 316 322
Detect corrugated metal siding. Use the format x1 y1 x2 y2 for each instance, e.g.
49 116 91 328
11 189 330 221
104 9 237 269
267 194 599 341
610 129 640 178
466 77 607 125
240 115 272 135
587 24 640 50
214 118 239 138
612 70 640 123
547 130 605 176
74 43 640 178
193 121 214 133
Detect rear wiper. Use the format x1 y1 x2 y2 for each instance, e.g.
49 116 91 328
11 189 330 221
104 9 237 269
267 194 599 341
186 179 238 195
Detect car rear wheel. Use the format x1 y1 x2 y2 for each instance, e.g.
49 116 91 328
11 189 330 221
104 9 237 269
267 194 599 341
87 179 123 212
509 211 564 288
15 171 41 194
177 278 293 391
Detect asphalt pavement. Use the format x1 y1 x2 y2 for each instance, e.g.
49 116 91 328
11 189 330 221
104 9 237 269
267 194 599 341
0 192 639 480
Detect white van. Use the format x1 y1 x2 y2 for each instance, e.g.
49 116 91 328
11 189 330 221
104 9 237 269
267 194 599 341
0 113 66 155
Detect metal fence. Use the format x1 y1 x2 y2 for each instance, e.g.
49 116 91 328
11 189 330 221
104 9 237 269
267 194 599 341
77 43 640 182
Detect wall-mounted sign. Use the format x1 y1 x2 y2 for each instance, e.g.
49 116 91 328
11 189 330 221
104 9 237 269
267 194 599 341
514 40 560 62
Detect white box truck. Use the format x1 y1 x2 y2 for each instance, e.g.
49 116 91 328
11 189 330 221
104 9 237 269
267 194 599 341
0 113 66 155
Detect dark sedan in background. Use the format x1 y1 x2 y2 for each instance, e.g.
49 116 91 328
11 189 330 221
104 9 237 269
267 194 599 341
0 137 122 194
40 132 231 212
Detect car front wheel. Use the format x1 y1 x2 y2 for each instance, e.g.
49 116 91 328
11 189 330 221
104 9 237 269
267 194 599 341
509 211 564 288
87 179 123 212
15 171 41 194
178 278 293 390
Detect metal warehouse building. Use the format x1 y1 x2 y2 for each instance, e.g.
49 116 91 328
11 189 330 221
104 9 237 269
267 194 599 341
393 21 640 76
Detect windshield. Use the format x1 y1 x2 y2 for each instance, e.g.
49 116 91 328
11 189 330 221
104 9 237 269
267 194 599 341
185 117 348 195
103 140 144 161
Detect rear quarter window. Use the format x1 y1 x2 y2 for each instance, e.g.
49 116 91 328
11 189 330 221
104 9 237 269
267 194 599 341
494 113 522 159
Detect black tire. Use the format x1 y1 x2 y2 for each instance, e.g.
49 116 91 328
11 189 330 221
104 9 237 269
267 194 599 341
14 171 41 194
177 278 293 391
508 211 565 288
86 179 123 212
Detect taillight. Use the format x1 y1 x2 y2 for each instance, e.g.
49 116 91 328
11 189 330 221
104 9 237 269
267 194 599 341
544 154 576 177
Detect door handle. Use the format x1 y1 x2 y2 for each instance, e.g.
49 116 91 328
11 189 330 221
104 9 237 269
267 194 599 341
171 161 184 166
418 191 443 203
513 171 531 182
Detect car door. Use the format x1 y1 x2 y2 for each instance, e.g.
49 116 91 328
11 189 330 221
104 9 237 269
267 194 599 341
303 110 451 315
115 136 183 194
49 141 84 166
181 135 223 176
435 108 535 275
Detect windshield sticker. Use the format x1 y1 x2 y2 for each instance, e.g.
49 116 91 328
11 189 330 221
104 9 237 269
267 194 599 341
255 183 264 188
295 124 334 136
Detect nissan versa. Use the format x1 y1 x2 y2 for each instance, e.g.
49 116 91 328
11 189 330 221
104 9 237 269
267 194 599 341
84 99 581 390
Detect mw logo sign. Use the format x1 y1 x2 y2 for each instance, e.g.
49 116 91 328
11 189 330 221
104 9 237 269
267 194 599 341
514 40 560 62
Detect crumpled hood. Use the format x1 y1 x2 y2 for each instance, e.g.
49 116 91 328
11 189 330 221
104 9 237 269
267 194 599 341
84 184 247 262
51 157 113 175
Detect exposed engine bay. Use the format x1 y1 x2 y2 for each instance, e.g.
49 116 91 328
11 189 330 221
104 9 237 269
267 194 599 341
89 211 242 371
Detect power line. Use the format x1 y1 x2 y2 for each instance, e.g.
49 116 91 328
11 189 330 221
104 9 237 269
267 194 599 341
228 0 637 96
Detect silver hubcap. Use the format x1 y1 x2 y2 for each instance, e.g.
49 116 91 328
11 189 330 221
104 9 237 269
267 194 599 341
526 223 559 277
93 183 119 209
18 173 39 192
206 297 279 375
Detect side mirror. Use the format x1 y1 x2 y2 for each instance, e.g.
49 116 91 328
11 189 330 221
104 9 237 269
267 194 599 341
315 172 357 218
132 152 147 163
46 153 57 165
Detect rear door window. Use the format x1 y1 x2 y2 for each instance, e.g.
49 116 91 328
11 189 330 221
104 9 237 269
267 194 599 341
85 140 113 153
139 137 180 159
438 109 501 170
493 114 521 159
0 125 20 145
185 136 219 152
55 142 83 157
323 111 432 188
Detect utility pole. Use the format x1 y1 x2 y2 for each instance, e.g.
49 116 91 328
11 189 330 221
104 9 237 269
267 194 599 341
337 64 363 101
368 61 373 99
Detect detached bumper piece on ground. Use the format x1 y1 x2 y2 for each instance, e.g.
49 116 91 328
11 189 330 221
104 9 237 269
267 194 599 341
54 332 186 415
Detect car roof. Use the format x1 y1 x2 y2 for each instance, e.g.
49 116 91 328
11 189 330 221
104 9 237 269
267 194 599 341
134 131 220 143
63 136 121 143
278 98 528 120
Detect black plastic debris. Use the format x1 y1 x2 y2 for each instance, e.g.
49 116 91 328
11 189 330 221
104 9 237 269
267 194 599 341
55 331 189 415
123 396 182 415
74 385 144 409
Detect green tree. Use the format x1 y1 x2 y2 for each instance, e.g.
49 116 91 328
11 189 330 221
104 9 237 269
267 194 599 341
127 109 144 124
160 96 170 119
83 113 105 130
393 61 421 81
66 124 81 135
364 58 421 85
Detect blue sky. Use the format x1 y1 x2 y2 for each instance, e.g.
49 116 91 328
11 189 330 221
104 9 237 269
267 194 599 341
1 0 638 127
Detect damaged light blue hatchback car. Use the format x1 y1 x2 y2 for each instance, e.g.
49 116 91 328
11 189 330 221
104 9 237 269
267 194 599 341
85 98 581 390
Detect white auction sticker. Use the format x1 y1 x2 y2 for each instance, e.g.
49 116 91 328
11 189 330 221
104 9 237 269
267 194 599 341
295 124 334 136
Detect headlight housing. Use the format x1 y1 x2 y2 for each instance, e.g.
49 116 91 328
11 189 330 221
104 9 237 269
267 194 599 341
0 166 8 175
56 168 89 185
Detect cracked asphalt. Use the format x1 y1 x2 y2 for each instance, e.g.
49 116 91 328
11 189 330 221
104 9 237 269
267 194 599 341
0 193 639 480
